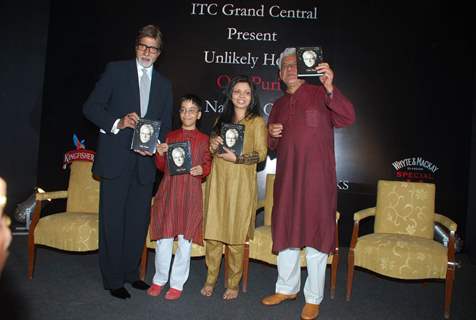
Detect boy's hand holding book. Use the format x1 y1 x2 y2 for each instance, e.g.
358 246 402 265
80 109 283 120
190 165 203 177
156 143 168 156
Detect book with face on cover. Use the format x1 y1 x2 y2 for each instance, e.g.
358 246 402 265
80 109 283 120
131 119 161 153
296 46 324 77
167 141 192 175
219 123 245 156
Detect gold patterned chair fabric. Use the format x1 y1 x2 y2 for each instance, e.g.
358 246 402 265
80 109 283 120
346 180 457 319
28 160 99 279
246 174 340 298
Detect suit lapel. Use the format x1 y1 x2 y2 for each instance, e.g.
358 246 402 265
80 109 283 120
128 60 141 116
146 68 160 119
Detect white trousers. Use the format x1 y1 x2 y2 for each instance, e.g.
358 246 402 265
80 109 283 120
275 247 328 304
152 235 192 290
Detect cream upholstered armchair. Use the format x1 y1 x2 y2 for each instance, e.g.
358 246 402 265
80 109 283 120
28 160 99 279
246 174 340 297
346 180 457 319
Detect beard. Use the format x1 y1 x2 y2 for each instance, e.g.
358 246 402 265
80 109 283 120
137 57 153 68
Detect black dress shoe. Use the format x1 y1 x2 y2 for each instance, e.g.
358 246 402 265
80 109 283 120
131 280 150 290
110 287 131 299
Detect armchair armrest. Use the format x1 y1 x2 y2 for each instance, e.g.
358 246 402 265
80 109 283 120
353 207 376 222
434 213 457 267
349 207 376 249
30 190 68 237
36 190 68 201
434 213 457 233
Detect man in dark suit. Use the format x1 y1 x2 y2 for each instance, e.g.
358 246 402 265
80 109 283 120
83 24 172 299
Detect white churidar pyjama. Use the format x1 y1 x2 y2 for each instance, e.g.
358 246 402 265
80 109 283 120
152 235 192 290
275 247 328 304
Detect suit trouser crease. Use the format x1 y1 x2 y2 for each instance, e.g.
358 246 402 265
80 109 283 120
153 235 192 290
99 159 152 289
275 247 328 304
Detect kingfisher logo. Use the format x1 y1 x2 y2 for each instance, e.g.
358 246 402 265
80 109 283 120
392 157 439 181
62 134 95 169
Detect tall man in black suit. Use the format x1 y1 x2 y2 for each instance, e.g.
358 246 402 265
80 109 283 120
83 25 172 299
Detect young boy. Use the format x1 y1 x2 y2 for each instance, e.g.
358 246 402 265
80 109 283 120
147 94 211 300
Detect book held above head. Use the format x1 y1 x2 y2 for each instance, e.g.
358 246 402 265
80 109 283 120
131 119 161 153
219 123 245 155
296 46 324 77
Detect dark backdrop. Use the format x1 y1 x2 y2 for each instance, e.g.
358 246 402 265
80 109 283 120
0 1 50 215
1 1 474 253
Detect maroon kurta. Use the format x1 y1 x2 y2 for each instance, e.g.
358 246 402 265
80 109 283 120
149 128 212 244
268 83 355 254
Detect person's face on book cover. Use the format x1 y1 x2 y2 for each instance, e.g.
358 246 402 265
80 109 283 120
303 50 317 67
172 148 185 167
139 124 153 143
225 129 238 147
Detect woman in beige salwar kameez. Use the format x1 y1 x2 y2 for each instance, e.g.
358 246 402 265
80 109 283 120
201 75 267 300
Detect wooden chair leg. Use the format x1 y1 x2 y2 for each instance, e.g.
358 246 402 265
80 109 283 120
241 243 249 293
139 244 148 281
346 249 355 301
330 213 339 299
330 252 339 299
444 266 455 319
28 200 42 279
27 232 36 279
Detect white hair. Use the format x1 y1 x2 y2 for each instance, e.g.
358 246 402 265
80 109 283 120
172 147 185 157
277 47 296 70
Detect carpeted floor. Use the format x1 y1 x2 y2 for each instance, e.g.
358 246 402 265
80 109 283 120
1 235 475 320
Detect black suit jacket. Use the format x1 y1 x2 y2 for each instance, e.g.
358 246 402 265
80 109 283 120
83 60 173 184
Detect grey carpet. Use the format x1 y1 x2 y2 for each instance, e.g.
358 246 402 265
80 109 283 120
1 235 475 320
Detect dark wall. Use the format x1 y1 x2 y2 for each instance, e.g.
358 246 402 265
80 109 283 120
1 1 474 250
36 0 474 247
0 1 50 215
466 74 476 262
332 1 475 243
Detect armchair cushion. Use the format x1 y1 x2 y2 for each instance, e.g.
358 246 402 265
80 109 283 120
374 180 435 239
66 161 100 213
354 233 447 279
34 212 98 251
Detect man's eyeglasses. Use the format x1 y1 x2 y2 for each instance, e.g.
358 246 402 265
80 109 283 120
136 43 160 54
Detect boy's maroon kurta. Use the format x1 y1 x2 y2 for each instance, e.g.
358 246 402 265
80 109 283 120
268 83 355 254
150 128 211 245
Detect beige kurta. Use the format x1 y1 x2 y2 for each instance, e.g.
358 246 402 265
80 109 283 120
203 116 268 244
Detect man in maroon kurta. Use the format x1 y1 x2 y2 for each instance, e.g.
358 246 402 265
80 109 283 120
262 48 355 319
